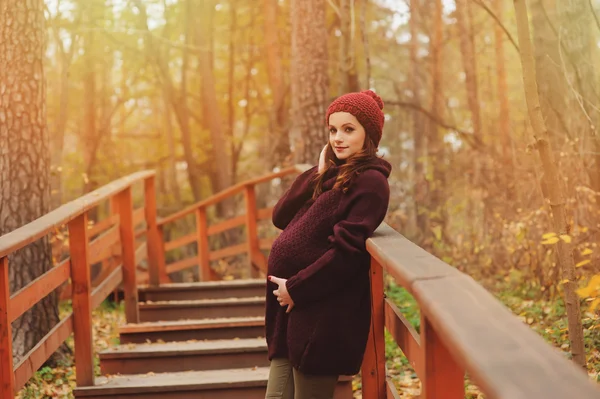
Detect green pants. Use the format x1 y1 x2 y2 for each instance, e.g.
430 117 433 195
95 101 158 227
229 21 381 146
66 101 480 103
265 358 339 399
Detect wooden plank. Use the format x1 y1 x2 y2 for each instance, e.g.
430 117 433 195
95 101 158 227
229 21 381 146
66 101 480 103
144 176 163 286
0 257 14 397
14 314 73 391
256 207 273 220
157 165 307 227
135 242 148 266
68 213 94 386
360 258 386 399
10 259 71 322
386 379 402 399
114 187 140 323
0 170 154 259
196 207 211 281
208 243 247 262
164 233 196 252
165 257 198 275
132 207 146 228
88 214 119 237
157 225 169 284
92 266 123 310
366 223 461 294
206 214 246 236
413 275 600 398
119 317 265 334
88 225 120 265
384 298 423 378
421 314 464 398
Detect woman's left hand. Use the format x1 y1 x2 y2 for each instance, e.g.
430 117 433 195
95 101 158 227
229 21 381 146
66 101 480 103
268 276 295 313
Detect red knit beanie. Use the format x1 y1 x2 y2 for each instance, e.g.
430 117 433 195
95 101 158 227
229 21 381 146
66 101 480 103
326 90 385 147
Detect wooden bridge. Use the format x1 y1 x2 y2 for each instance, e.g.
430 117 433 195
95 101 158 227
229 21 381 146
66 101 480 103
1 167 599 398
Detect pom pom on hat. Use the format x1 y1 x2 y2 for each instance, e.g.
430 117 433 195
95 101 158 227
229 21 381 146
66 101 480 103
326 90 385 147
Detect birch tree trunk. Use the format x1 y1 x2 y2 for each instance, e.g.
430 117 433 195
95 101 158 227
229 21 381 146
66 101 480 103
290 0 329 164
513 0 586 369
0 0 61 363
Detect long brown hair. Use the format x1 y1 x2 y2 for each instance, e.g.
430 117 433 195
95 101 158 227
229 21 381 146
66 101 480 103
312 136 380 199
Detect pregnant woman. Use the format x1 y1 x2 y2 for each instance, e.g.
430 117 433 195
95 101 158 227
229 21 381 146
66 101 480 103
265 90 392 399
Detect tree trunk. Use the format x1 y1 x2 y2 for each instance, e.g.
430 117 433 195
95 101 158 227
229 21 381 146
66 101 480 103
198 0 233 215
455 0 482 139
132 0 203 201
338 0 360 95
531 0 568 145
494 0 514 181
426 0 448 245
290 0 329 164
513 0 586 369
263 0 290 168
410 0 429 240
0 0 61 363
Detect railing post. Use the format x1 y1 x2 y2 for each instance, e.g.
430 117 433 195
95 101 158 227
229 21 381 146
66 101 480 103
144 176 164 286
361 258 386 399
157 225 169 284
244 184 263 277
68 213 94 386
0 257 14 397
114 187 140 323
421 315 464 398
196 206 211 281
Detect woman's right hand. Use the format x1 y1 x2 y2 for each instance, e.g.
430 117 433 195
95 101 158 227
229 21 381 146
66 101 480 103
318 144 328 173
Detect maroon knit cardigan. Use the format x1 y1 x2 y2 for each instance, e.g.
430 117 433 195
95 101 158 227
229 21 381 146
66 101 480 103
265 158 391 376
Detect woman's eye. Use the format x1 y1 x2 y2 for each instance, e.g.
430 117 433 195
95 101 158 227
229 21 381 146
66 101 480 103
345 127 354 133
329 128 336 134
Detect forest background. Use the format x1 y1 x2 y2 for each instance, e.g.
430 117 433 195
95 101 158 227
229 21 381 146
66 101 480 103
2 0 600 396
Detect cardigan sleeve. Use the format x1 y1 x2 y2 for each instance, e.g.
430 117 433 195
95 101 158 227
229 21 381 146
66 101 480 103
285 171 390 307
272 165 319 230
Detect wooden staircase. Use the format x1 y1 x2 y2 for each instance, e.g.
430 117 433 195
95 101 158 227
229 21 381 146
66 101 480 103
73 279 355 399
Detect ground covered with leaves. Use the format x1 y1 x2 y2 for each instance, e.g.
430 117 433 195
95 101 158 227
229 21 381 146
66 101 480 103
16 301 124 399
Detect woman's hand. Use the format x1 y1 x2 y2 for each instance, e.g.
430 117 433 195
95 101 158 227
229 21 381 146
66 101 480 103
318 144 328 173
268 275 295 313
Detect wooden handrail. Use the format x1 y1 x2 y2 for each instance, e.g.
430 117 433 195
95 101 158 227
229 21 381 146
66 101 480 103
361 223 600 399
157 165 310 227
0 171 156 395
155 165 311 280
0 170 154 259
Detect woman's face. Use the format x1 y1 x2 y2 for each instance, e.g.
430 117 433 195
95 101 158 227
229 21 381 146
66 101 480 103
328 112 366 160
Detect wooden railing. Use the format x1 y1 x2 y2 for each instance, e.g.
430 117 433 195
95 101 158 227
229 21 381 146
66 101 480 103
0 171 157 396
2 166 599 398
360 224 600 399
154 165 311 283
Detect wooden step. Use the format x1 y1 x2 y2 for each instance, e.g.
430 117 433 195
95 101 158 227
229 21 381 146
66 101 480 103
74 368 354 399
100 338 269 374
138 279 266 302
119 317 265 344
139 297 265 322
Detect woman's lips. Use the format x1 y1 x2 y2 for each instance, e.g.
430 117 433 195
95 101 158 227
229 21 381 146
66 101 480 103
335 146 348 151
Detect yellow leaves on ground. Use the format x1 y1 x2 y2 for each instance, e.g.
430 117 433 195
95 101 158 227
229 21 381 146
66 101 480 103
577 275 600 310
540 232 572 245
576 259 591 268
